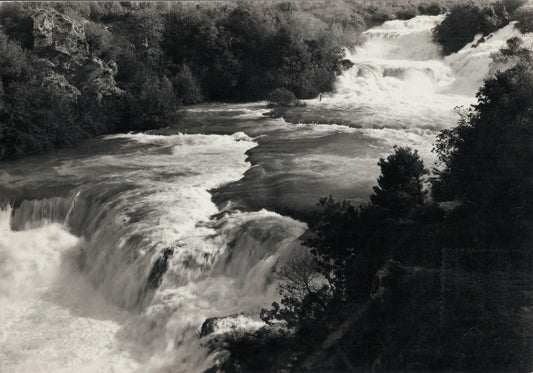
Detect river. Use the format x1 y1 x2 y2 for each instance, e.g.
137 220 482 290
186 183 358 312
0 15 521 373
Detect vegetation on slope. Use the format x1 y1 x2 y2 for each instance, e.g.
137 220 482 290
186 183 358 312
219 30 533 373
0 0 489 160
432 0 531 55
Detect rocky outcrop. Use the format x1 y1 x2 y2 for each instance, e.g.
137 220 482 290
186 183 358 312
31 8 123 102
200 313 265 339
80 57 122 99
203 261 529 371
370 259 438 309
200 315 235 338
137 248 174 308
200 320 291 373
33 9 88 57
340 59 354 71
41 72 81 102
145 248 174 293
199 313 275 373
302 302 369 371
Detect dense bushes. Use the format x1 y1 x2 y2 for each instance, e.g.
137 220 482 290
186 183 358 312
513 5 533 32
267 88 306 108
432 38 533 249
84 21 113 59
433 0 531 55
172 65 203 105
0 0 507 160
161 5 346 101
433 3 511 55
251 38 533 372
0 1 361 159
418 2 445 16
370 146 428 219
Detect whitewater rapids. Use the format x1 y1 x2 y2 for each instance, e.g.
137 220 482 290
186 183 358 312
0 14 528 373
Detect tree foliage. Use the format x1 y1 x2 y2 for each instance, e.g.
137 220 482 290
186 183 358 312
1 1 376 159
256 37 533 371
370 146 428 219
261 146 431 334
433 38 533 248
433 3 510 55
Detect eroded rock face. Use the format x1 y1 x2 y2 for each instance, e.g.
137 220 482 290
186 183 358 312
31 8 122 101
80 57 123 100
33 9 88 57
42 72 81 102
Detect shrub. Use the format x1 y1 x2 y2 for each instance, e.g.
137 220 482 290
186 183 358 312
267 88 302 107
125 75 182 131
418 3 444 16
85 21 113 59
513 6 533 33
172 64 203 105
0 3 34 49
370 146 428 219
396 8 418 21
433 4 510 55
502 0 527 13
369 8 395 25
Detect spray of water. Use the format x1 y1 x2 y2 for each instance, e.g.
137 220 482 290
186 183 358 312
1 14 528 373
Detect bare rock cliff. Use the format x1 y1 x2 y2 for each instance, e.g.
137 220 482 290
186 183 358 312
31 8 122 102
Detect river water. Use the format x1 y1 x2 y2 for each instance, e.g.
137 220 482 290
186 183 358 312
0 15 523 373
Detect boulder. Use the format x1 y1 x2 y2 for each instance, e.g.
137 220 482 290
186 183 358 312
200 313 264 338
340 59 354 71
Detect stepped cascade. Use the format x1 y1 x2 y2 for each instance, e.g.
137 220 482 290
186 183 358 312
0 14 525 373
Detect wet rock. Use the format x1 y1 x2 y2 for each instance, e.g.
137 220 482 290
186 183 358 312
340 59 354 71
370 259 439 311
200 313 264 338
145 248 174 293
200 320 290 373
200 315 238 338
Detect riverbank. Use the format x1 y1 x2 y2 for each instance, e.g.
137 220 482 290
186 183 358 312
1 0 496 161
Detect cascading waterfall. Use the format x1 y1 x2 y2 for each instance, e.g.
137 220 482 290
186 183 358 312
0 13 527 373
1 132 307 372
327 15 525 129
444 21 526 94
313 14 528 168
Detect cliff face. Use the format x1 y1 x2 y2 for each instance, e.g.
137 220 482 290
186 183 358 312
31 8 122 102
33 9 88 56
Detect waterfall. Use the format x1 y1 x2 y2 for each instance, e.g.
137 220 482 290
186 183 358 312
1 131 307 371
1 13 528 373
325 15 525 131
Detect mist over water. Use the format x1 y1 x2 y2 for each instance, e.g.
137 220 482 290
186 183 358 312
0 15 522 372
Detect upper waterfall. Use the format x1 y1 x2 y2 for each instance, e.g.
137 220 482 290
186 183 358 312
318 15 526 132
338 15 524 98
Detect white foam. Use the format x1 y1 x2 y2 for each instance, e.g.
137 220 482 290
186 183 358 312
0 131 310 372
317 15 525 132
0 208 138 372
